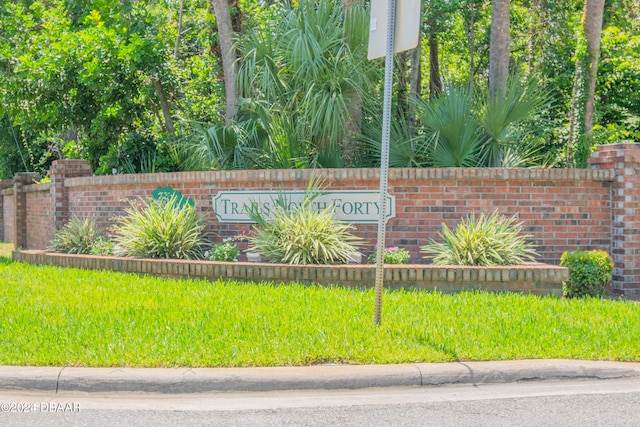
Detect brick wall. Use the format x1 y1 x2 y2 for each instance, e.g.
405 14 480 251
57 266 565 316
590 143 640 295
14 250 568 297
25 183 53 250
6 144 640 294
1 185 14 243
61 167 613 266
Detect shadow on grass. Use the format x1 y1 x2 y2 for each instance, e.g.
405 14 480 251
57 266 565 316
418 334 460 362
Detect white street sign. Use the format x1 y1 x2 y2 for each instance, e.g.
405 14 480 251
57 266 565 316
368 0 421 60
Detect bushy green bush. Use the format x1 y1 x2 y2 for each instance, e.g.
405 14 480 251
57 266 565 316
206 241 240 262
421 210 538 266
112 195 206 259
247 180 362 264
50 216 103 254
369 246 411 264
560 250 614 298
90 236 116 256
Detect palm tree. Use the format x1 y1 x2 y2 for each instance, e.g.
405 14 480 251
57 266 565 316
236 0 374 168
413 79 552 168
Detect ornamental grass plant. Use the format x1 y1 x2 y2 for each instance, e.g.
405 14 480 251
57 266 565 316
112 195 206 259
50 216 104 255
422 210 538 266
247 178 362 264
250 207 362 264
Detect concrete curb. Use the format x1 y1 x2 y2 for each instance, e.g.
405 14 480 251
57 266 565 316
1 360 639 394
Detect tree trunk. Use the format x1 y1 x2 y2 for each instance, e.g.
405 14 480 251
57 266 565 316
396 51 409 119
526 0 547 76
153 78 175 134
489 0 510 99
583 0 605 137
210 0 238 124
464 1 478 94
174 0 185 58
428 28 441 99
341 0 362 166
567 62 582 167
408 42 422 135
567 0 605 167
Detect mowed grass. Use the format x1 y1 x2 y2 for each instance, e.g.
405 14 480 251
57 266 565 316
1 243 639 367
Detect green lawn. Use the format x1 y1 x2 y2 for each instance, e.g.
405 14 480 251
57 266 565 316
1 242 639 367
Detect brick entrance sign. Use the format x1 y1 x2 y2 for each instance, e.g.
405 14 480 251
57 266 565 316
2 143 639 296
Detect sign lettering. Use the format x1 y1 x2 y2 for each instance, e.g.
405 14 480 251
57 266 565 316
212 191 395 223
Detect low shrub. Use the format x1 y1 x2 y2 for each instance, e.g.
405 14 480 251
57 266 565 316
206 241 240 262
112 195 206 259
560 250 614 298
421 210 538 266
90 236 115 256
369 247 411 264
50 216 103 254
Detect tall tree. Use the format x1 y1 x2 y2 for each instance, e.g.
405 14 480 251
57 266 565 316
488 0 510 99
210 0 238 124
567 0 606 167
582 0 605 138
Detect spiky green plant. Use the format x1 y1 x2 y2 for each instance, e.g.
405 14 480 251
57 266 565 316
360 113 431 168
247 178 362 264
412 78 553 169
112 195 206 259
50 216 103 254
476 77 553 167
415 86 483 167
422 211 538 266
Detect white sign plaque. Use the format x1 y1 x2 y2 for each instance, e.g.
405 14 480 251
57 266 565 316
368 0 422 60
213 191 395 223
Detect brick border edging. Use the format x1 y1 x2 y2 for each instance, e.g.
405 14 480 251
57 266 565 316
12 251 567 296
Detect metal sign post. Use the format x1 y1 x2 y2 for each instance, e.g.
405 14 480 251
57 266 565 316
369 0 420 326
373 0 396 326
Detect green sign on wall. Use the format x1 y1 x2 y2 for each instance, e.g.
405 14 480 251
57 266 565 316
152 187 195 209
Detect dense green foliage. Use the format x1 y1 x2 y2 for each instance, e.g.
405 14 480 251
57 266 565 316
369 247 411 265
0 0 638 178
1 256 640 366
560 250 614 299
49 216 104 255
112 195 206 260
422 211 538 266
206 241 240 262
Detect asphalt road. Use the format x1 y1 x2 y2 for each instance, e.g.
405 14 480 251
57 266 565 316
1 377 640 426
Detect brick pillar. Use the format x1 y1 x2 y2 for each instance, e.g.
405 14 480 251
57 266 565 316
589 143 640 297
49 160 93 230
13 172 40 248
0 180 13 241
